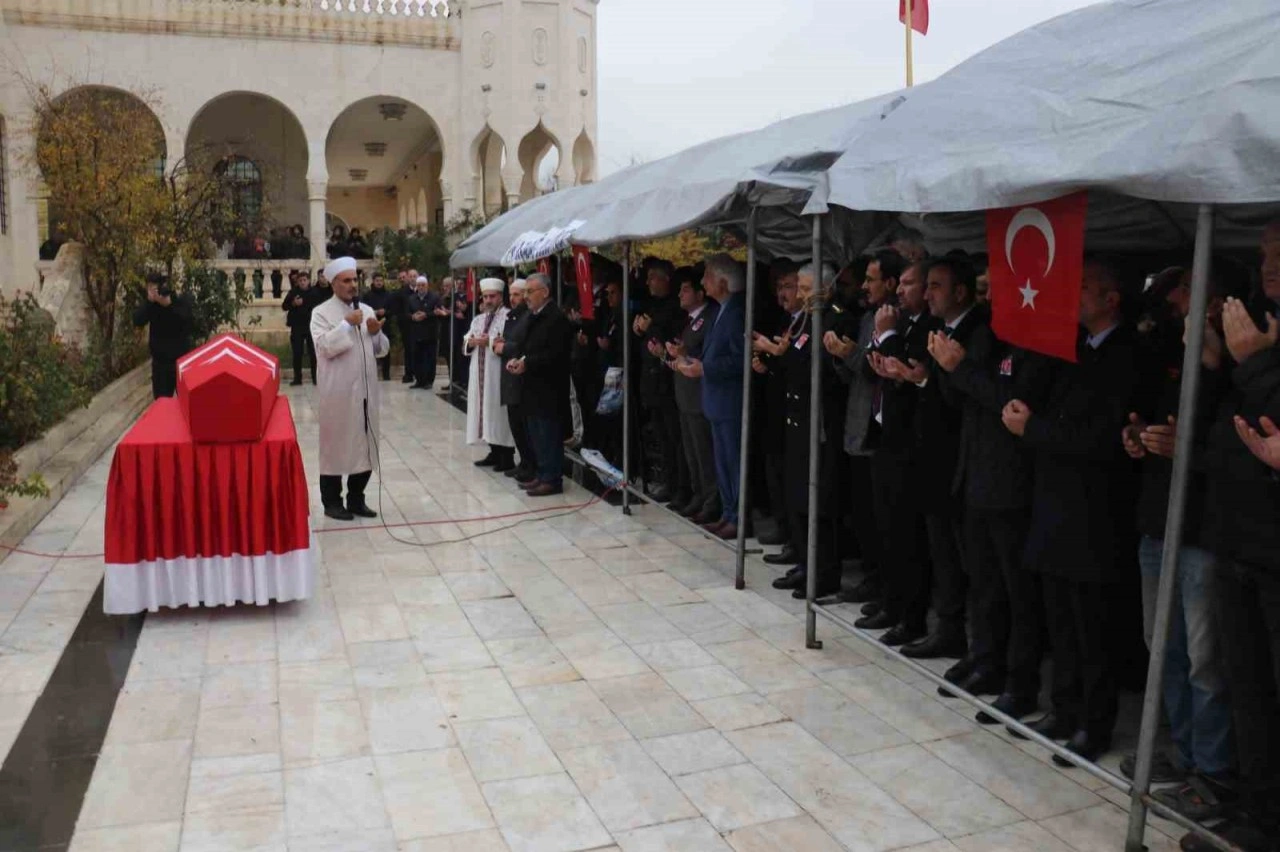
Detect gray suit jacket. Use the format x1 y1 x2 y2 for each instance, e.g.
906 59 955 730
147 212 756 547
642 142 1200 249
674 301 718 414
833 310 878 457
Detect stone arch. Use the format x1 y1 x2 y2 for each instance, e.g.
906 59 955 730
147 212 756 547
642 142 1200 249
572 130 596 185
326 95 444 233
516 122 562 201
469 125 509 218
186 91 310 243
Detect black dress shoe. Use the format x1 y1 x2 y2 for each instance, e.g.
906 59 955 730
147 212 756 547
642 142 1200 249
324 505 355 521
763 546 800 566
1052 729 1112 767
648 486 672 503
976 693 1038 725
692 509 720 525
859 601 882 617
841 577 881 604
771 569 806 590
347 502 378 519
854 610 897 630
793 581 840 600
943 656 976 686
517 477 540 489
667 492 692 508
492 458 515 473
401 374 416 384
474 454 498 467
507 466 534 480
290 378 303 386
1009 711 1077 741
756 529 789 546
955 667 1004 697
880 623 926 646
901 631 968 660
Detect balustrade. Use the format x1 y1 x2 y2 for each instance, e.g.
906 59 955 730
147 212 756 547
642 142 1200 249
176 0 456 18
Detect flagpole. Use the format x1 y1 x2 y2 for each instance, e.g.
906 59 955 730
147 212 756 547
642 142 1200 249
905 0 915 87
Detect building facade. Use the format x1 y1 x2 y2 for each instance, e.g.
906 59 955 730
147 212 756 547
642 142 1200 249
0 0 599 297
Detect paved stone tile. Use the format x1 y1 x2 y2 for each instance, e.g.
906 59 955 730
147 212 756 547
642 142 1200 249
559 739 698 832
640 729 746 778
482 773 612 852
674 763 801 831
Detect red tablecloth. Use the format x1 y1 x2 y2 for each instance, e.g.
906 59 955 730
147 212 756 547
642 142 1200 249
104 397 315 613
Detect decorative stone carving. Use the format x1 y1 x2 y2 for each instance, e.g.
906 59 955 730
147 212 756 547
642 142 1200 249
480 31 496 67
35 242 94 346
577 36 588 73
533 28 549 66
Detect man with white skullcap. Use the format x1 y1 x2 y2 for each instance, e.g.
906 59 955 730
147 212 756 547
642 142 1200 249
464 278 516 470
406 275 446 389
309 256 390 521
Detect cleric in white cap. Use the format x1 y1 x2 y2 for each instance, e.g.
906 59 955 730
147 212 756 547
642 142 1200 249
309 256 390 521
463 277 516 469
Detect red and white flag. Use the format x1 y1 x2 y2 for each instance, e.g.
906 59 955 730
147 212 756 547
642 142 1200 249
572 246 595 321
466 268 476 301
986 191 1088 363
899 0 929 35
537 258 551 276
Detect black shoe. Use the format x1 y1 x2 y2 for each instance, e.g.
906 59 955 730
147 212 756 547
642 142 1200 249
1052 729 1112 767
402 374 416 384
943 656 976 686
506 465 534 480
666 491 692 508
347 501 377 519
756 529 789 546
475 454 498 467
901 631 968 660
794 581 840 600
1178 815 1273 852
954 667 1004 697
976 693 1038 725
763 546 800 566
854 610 897 630
859 601 882 617
411 383 431 389
772 570 806 591
648 486 672 503
881 623 926 647
1009 711 1077 741
842 577 881 604
290 378 303 386
1118 750 1187 784
324 504 355 521
492 458 516 474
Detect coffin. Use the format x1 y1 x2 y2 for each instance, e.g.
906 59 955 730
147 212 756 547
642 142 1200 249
176 334 281 443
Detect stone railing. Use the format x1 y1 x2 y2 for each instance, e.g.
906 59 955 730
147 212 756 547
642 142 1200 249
178 0 456 17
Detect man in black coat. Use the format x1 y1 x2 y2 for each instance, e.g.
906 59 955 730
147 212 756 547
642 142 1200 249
361 271 395 381
930 319 1056 719
506 273 573 496
633 259 688 504
757 267 805 567
496 281 535 481
390 270 415 384
668 268 721 522
406 276 445 390
133 272 194 399
1002 257 1140 765
282 270 318 386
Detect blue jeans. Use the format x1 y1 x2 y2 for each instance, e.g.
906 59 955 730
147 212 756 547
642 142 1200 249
526 416 563 487
1138 536 1234 777
708 416 741 524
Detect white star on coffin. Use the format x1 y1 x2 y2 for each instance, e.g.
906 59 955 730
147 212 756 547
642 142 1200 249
1019 280 1039 309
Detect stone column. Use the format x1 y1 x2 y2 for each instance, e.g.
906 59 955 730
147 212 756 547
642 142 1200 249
439 179 454 224
308 180 327 272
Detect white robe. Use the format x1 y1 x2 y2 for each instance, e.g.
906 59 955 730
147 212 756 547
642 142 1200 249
310 295 390 476
463 307 514 447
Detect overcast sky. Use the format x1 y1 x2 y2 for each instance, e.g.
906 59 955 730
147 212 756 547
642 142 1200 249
593 0 1100 176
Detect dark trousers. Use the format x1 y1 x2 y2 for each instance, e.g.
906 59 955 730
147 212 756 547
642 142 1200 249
679 410 720 517
376 354 391 381
847 454 882 575
290 329 316 384
789 508 838 590
413 339 439 387
872 450 930 631
151 357 178 399
708 416 741 525
508 404 535 472
398 322 414 379
574 370 603 449
1042 573 1117 737
526 415 563 486
1215 562 1280 825
320 471 372 510
646 403 686 496
964 506 1041 697
764 447 791 543
926 507 967 637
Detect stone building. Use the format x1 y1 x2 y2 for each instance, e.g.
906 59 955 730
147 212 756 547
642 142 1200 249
0 0 600 305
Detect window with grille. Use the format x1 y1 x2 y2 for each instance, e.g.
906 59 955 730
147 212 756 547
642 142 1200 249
214 155 263 226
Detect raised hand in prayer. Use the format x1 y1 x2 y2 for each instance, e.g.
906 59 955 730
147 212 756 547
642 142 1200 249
666 340 686 360
884 356 927 385
646 338 664 358
633 313 652 335
1002 399 1032 437
823 331 854 360
1122 413 1148 459
1235 415 1280 471
365 316 383 335
1140 416 1178 459
868 351 895 380
874 304 900 336
927 332 965 373
577 331 589 347
345 309 365 326
1222 297 1279 364
473 334 490 349
676 357 703 378
493 338 506 356
751 355 767 375
506 357 526 375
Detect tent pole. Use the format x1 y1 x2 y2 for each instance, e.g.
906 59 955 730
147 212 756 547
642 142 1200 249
805 214 824 650
622 243 633 515
734 211 759 590
556 253 564 304
448 274 456 398
1124 203 1215 852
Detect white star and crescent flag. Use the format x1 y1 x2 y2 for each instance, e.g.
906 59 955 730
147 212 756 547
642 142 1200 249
572 245 595 321
986 191 1088 363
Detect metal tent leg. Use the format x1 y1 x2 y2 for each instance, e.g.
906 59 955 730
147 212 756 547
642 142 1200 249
805 214 824 651
621 243 632 515
735 210 759 591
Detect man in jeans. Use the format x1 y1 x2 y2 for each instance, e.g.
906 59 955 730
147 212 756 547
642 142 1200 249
1122 266 1235 814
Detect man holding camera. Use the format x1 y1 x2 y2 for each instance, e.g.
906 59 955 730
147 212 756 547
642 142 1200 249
132 271 194 399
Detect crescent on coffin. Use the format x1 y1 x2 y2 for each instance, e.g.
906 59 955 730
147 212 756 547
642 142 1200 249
1004 206 1056 276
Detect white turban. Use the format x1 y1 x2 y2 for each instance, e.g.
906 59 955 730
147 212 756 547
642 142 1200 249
415 276 429 285
323 256 357 281
479 277 505 294
509 279 528 293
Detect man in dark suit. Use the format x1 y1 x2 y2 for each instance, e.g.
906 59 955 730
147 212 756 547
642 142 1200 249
668 267 721 522
495 281 535 481
634 259 688 504
507 273 573 496
361 271 394 381
406 276 446 389
390 270 415 384
757 267 805 568
677 254 745 540
1002 257 1140 765
282 270 318 386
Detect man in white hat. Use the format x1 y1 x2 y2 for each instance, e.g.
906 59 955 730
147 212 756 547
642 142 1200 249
310 256 390 521
464 278 516 470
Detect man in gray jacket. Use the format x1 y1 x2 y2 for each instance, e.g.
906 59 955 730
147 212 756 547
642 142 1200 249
667 268 721 521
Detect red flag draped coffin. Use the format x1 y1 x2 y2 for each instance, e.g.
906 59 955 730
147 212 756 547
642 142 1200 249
104 334 315 614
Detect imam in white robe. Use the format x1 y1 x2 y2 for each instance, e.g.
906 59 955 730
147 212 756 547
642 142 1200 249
463 306 514 447
310 295 390 476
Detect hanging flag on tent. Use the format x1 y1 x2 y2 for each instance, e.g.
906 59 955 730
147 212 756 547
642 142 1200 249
466 268 476 301
899 0 928 35
986 191 1088 364
537 258 551 276
573 245 595 321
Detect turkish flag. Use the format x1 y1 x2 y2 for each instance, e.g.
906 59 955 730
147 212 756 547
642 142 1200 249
899 0 928 35
572 245 595 321
986 191 1088 364
537 258 551 276
466 268 476 301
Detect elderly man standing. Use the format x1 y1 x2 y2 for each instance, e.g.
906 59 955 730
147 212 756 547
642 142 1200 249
678 254 746 540
496 280 536 480
506 273 573 496
310 256 390 521
407 275 446 390
465 278 516 471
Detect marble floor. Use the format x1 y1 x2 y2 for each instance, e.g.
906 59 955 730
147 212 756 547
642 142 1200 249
0 381 1187 852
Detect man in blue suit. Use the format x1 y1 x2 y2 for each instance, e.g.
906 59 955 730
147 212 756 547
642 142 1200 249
678 253 745 540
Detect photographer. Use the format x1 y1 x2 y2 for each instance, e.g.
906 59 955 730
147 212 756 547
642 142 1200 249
132 271 193 399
